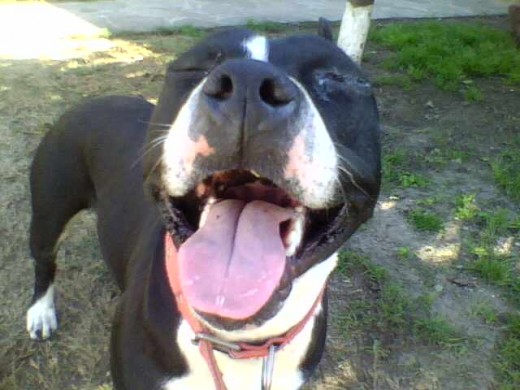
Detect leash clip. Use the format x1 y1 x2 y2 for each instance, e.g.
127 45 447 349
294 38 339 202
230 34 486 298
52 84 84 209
192 333 242 354
261 345 277 390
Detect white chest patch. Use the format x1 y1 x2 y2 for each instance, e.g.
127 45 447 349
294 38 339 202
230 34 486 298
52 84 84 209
162 254 338 389
161 310 319 390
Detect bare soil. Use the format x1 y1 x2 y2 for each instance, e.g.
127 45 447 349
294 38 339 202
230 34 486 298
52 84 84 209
0 17 518 390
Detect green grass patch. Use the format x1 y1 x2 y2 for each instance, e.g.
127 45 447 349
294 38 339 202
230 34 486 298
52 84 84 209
382 150 407 183
413 316 461 345
373 74 413 89
470 249 512 286
397 246 412 261
337 250 387 283
337 251 463 346
496 314 520 389
471 302 498 324
455 194 480 221
468 208 517 287
155 25 206 38
370 21 520 91
417 196 441 207
408 209 444 232
383 150 429 188
398 172 429 188
492 145 520 203
463 85 484 102
480 208 515 238
246 20 289 33
468 209 517 288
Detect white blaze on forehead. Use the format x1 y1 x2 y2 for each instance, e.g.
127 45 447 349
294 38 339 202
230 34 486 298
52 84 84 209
162 78 213 197
284 78 338 208
243 35 269 62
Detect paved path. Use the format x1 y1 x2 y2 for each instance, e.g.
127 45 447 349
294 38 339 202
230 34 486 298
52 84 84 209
0 0 508 35
0 0 508 60
42 0 508 32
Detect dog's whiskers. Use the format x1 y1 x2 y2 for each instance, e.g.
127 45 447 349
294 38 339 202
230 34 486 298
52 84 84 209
139 119 174 129
131 134 169 168
333 147 370 198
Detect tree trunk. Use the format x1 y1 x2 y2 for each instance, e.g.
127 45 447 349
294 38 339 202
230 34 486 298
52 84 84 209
337 0 375 65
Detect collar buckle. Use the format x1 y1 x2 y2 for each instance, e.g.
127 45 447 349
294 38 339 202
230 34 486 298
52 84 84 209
192 333 242 354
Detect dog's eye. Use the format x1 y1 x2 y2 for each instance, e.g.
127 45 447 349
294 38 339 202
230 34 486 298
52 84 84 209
315 70 370 88
314 69 372 98
321 71 346 83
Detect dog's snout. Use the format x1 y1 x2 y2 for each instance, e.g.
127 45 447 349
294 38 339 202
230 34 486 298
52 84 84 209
197 59 304 178
202 59 298 110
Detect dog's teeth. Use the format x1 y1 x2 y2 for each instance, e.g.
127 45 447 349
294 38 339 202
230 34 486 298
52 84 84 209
199 197 216 228
285 207 306 257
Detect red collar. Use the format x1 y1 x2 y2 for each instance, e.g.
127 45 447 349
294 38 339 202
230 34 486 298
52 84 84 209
164 233 323 390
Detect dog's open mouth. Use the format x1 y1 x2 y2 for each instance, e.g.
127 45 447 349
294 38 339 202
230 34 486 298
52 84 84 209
159 170 343 326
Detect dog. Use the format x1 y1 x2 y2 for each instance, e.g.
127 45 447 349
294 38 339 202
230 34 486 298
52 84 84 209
26 24 381 389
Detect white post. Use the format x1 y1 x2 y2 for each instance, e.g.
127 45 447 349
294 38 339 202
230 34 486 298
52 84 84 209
337 0 374 65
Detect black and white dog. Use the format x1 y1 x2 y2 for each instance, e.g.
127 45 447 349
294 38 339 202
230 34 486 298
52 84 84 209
26 24 380 389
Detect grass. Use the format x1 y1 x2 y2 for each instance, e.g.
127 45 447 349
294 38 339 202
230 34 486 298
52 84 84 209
471 302 499 324
373 74 413 89
382 150 407 183
397 246 412 261
461 204 520 388
382 150 429 189
466 208 518 292
337 251 462 346
492 140 520 203
370 21 520 91
496 314 520 388
245 19 290 33
413 316 461 345
470 249 512 285
407 209 444 233
454 194 480 221
463 85 484 102
155 25 206 38
371 19 520 389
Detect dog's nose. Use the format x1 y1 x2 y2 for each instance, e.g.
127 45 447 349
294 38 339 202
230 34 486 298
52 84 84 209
203 60 297 107
202 59 300 136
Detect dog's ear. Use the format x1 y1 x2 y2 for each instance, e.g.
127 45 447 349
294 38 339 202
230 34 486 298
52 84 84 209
317 18 334 41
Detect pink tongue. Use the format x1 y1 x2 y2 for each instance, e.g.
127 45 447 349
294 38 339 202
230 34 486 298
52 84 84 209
178 199 293 320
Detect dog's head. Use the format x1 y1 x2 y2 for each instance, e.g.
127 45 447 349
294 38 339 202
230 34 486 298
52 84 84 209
144 27 380 340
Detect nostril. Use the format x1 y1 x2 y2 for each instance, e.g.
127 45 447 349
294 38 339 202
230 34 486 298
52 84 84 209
205 74 233 101
259 78 294 107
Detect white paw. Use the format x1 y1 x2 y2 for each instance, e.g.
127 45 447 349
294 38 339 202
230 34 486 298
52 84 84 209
26 285 58 340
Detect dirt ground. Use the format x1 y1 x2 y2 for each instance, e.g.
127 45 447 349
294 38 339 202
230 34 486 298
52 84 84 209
0 17 518 390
